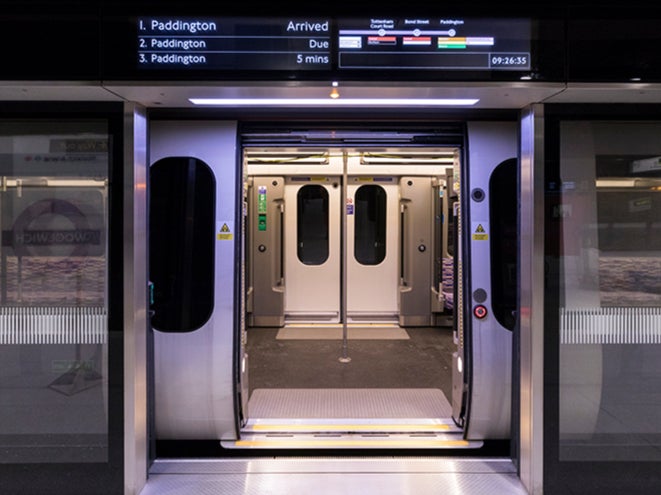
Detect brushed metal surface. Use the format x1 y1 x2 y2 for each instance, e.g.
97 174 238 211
141 457 528 495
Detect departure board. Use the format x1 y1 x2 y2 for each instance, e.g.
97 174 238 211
134 16 531 74
137 17 331 70
337 17 530 71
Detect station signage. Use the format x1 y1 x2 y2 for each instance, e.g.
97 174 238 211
337 18 530 71
136 16 531 73
138 17 332 70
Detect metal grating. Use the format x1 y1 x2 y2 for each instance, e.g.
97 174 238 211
560 307 661 344
248 388 453 419
0 306 106 344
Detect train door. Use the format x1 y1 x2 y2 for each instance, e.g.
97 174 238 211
451 121 519 439
346 177 399 321
149 121 240 441
246 152 405 326
283 176 341 322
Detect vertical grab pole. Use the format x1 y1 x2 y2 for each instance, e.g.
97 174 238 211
339 150 351 363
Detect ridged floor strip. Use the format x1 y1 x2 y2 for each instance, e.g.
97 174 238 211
223 432 482 449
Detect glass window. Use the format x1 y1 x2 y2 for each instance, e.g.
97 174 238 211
490 158 518 330
554 121 661 462
297 185 329 265
149 157 215 332
354 184 386 265
0 120 110 463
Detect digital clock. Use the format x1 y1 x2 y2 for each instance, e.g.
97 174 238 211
490 54 530 68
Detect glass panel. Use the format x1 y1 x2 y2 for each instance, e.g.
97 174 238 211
0 121 109 463
556 121 661 461
354 185 386 265
149 157 215 332
490 158 517 330
297 185 328 265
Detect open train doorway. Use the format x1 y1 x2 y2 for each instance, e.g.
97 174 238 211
148 121 517 455
236 133 469 449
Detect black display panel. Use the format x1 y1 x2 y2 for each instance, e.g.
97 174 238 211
337 17 530 71
137 17 331 70
97 14 559 82
134 16 531 75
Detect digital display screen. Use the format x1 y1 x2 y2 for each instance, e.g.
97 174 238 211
135 17 530 74
338 17 530 71
137 17 332 70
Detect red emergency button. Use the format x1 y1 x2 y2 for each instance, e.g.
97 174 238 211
474 305 488 319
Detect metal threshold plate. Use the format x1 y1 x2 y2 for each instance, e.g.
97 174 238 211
244 418 457 433
223 433 481 449
228 388 473 449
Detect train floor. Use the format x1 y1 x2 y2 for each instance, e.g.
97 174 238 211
227 324 466 449
246 324 454 397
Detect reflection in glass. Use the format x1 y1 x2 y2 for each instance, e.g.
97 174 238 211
354 185 386 265
556 121 661 461
297 185 329 265
0 121 109 463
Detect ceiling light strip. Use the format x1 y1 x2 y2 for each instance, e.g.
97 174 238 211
190 98 479 106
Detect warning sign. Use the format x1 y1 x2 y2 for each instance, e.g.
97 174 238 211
217 222 233 240
472 222 488 241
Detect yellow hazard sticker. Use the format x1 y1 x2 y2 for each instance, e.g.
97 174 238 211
472 222 488 241
217 222 233 240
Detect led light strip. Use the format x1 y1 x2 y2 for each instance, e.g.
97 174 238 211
234 439 472 448
190 98 479 106
249 423 452 432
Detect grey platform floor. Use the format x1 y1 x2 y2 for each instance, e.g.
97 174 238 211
140 457 529 495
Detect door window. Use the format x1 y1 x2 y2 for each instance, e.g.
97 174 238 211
297 185 329 265
149 157 215 332
354 184 387 265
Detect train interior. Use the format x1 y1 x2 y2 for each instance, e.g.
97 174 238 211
239 143 467 449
